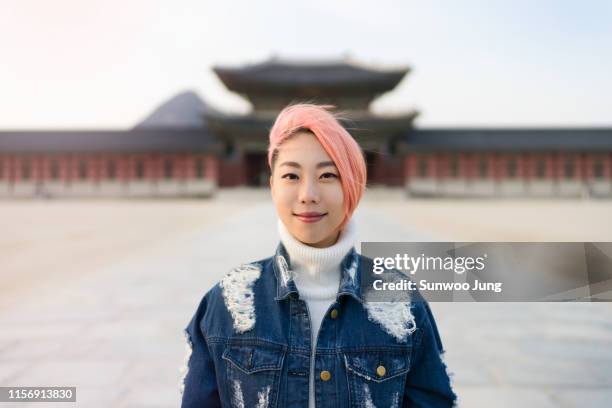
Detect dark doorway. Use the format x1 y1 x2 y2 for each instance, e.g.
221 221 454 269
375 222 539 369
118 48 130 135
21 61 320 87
244 153 270 186
365 151 378 184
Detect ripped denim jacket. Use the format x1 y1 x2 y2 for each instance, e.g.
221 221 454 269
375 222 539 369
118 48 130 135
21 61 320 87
180 243 457 408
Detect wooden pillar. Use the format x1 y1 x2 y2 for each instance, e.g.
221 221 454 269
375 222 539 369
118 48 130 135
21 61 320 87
69 154 76 182
487 152 495 180
13 155 21 182
182 153 191 180
518 153 528 180
0 155 7 181
4 156 10 182
40 155 48 181
47 155 57 181
9 155 16 182
59 155 68 182
552 152 560 180
427 153 436 179
491 153 500 180
117 154 128 182
577 153 586 180
98 154 105 182
184 154 194 179
91 155 100 182
123 155 131 181
145 154 155 181
126 154 136 181
153 154 162 181
581 153 589 180
172 153 184 180
559 152 566 181
31 155 41 182
463 153 473 181
168 154 176 180
172 154 180 180
101 153 109 181
545 153 553 180
525 153 535 180
173 154 180 180
205 154 218 182
438 153 448 180
404 154 415 180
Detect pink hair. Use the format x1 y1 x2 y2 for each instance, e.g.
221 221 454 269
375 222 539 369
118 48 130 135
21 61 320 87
268 103 367 230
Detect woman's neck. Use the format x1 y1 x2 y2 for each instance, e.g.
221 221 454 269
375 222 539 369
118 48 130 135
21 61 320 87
277 217 357 288
309 229 341 248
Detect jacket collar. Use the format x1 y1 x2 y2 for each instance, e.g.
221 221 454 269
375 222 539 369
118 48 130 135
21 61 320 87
272 241 363 304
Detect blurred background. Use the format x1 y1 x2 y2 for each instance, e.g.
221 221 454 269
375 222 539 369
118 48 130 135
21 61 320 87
1 0 611 407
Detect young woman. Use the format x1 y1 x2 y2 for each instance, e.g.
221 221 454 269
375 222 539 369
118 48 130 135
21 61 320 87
180 104 457 408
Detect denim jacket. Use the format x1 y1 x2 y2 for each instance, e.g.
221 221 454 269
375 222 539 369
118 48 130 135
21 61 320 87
181 243 457 408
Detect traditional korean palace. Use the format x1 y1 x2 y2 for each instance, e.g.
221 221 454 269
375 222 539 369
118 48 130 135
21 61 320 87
1 58 611 198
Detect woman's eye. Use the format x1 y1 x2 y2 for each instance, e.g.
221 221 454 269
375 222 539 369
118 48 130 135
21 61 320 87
320 172 338 179
281 173 299 180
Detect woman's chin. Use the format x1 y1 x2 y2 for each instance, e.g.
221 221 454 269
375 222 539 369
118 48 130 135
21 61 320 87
292 230 325 246
295 234 320 246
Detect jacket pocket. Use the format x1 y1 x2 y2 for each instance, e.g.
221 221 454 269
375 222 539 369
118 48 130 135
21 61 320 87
222 341 285 408
343 349 411 408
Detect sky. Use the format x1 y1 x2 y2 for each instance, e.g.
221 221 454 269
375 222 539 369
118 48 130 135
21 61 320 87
0 0 611 129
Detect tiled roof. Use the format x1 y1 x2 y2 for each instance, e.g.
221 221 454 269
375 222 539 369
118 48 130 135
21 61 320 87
405 128 612 151
0 129 217 153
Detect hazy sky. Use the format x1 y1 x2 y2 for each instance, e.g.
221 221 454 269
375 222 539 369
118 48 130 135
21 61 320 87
1 0 611 129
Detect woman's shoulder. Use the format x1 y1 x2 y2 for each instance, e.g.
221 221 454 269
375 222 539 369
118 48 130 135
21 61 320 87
188 256 277 337
201 256 273 299
356 253 434 331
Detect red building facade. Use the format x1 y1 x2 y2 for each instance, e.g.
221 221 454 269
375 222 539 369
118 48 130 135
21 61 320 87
0 130 218 198
402 129 612 197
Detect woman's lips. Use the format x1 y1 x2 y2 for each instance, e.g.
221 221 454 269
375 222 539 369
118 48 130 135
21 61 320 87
294 213 327 223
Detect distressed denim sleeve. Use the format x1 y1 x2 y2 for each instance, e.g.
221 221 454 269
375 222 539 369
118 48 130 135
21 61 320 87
180 295 222 408
402 301 457 407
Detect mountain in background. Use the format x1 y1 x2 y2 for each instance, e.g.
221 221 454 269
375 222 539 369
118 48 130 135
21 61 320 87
134 91 209 129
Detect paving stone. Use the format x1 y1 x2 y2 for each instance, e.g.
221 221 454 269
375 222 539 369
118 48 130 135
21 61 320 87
456 386 557 408
554 389 612 408
11 361 130 388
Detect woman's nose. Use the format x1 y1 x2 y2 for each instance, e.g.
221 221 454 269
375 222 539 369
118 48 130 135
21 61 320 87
299 179 320 203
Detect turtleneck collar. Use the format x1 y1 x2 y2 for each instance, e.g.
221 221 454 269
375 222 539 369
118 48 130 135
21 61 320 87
277 217 357 299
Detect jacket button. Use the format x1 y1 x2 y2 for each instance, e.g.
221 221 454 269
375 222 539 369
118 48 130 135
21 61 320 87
330 309 338 319
320 370 332 381
376 365 386 377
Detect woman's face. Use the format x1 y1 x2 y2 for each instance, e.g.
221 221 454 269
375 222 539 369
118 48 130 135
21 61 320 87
270 131 345 248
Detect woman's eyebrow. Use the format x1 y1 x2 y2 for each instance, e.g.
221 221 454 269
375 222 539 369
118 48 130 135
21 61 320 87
279 161 336 169
279 161 301 168
316 161 336 169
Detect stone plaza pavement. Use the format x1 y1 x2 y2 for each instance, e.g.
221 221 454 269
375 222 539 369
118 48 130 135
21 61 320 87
0 189 611 407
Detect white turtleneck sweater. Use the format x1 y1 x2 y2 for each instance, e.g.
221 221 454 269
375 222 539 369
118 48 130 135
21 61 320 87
277 217 357 408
